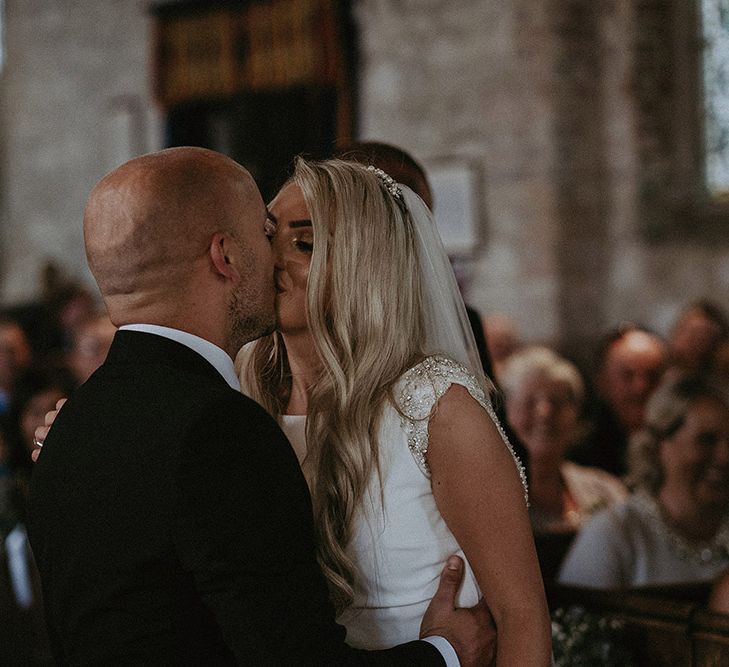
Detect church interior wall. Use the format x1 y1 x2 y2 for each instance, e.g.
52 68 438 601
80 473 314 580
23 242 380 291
1 0 727 364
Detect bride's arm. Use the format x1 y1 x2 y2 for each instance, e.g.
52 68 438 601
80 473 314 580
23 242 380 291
427 384 552 667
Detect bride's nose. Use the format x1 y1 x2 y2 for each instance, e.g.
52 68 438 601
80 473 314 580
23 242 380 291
271 237 285 269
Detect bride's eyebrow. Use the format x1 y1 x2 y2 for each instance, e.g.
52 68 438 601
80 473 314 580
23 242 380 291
265 212 311 228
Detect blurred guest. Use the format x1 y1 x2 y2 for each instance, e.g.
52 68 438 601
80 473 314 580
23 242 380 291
559 374 729 589
0 319 33 415
336 140 433 209
709 568 729 614
67 313 116 386
0 472 53 666
571 326 667 476
668 300 728 376
0 444 19 533
3 367 76 482
465 305 493 380
714 341 729 381
501 347 627 534
5 263 99 363
50 283 98 354
0 367 63 665
482 313 521 383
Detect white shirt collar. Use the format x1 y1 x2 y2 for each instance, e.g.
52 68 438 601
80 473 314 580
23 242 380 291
118 324 241 392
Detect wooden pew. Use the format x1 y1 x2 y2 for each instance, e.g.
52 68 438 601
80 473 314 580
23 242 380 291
547 582 719 666
692 608 729 666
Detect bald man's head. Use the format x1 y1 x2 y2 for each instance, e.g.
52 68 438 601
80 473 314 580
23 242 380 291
598 328 667 432
84 147 262 310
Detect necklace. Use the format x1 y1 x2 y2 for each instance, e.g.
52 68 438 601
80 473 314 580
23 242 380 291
634 491 729 566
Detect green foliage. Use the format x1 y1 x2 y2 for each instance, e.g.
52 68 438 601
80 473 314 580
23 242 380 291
551 605 637 667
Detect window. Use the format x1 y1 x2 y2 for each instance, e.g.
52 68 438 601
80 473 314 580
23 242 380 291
0 0 5 72
701 0 729 200
632 0 729 239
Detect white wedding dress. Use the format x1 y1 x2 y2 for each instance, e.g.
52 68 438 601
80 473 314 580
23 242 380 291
279 355 524 649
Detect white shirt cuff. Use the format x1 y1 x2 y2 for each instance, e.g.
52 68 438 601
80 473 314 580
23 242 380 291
422 636 460 667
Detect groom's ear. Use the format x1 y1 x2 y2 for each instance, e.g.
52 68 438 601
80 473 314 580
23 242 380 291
209 232 241 281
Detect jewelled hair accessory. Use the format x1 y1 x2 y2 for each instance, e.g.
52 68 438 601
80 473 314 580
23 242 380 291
367 165 406 209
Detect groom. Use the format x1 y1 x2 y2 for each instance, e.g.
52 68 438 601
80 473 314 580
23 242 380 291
28 148 492 665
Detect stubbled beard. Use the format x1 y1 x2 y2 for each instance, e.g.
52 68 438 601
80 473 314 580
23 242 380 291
228 283 276 352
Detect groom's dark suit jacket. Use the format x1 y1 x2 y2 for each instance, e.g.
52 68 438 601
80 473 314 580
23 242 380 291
28 331 444 665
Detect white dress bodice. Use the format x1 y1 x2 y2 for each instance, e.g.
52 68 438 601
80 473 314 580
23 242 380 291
279 355 525 649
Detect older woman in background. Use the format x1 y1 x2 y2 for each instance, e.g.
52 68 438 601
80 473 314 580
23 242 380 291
501 346 627 534
559 374 729 589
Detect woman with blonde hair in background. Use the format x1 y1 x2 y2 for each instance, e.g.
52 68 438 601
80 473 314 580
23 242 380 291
500 346 627 535
238 158 550 664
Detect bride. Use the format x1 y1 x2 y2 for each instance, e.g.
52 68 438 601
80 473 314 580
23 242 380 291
238 158 551 664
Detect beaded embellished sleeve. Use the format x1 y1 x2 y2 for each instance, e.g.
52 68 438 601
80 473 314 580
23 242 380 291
395 355 528 504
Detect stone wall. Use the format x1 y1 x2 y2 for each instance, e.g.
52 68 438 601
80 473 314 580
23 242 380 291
0 0 160 303
356 0 562 344
357 0 729 361
1 0 728 361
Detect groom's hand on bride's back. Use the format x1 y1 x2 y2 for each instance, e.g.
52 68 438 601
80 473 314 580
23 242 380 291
420 556 496 667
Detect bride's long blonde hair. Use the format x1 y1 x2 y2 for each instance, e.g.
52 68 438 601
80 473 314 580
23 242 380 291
238 157 427 610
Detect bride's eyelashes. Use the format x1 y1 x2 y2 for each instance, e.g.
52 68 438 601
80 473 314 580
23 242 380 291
292 238 313 252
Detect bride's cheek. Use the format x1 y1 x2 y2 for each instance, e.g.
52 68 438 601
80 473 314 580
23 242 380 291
287 256 310 288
